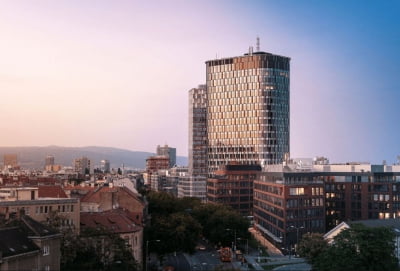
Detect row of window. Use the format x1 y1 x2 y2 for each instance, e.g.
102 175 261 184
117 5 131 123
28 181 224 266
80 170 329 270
35 204 75 214
208 75 289 87
254 191 283 207
286 198 324 208
207 67 288 79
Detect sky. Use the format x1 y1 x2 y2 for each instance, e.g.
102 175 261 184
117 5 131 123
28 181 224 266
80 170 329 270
0 0 399 163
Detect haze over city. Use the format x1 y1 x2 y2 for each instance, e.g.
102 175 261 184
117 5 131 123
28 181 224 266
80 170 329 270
1 0 399 163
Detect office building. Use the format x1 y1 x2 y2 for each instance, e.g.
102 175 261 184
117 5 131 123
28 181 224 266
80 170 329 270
156 144 176 168
188 84 208 177
146 156 170 174
73 157 91 175
100 159 110 173
207 164 261 216
145 156 169 186
206 48 290 175
178 176 207 202
253 161 400 251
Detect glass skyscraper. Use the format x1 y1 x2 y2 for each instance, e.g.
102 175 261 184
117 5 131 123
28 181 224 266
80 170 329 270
188 85 208 177
206 51 290 175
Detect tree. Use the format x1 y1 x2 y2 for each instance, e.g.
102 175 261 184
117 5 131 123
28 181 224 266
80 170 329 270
147 191 201 216
148 212 202 254
297 233 327 264
146 191 249 254
312 224 399 271
192 203 250 246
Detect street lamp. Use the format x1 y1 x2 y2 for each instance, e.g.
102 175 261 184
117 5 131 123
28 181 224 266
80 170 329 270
237 238 248 255
225 228 237 251
290 225 304 255
146 239 160 271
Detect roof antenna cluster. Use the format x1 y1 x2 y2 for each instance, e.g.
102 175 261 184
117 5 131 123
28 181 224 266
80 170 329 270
256 36 260 52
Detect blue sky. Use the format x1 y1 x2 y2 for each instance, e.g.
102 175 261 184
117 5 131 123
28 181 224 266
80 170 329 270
0 0 399 163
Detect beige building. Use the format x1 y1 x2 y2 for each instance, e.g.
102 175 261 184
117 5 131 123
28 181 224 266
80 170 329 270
0 186 38 201
0 199 80 233
73 156 91 175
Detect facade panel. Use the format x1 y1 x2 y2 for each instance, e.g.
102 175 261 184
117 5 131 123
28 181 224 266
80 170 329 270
206 52 290 176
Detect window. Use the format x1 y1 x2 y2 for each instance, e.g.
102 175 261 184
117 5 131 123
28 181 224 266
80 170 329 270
289 187 304 196
43 245 50 256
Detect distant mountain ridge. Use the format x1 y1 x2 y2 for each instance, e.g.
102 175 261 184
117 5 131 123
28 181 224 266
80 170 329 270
0 146 188 169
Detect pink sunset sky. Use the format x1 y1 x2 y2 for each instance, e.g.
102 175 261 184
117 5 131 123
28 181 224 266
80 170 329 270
1 0 399 163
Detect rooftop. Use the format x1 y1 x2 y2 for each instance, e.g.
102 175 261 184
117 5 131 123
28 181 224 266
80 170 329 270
80 208 142 234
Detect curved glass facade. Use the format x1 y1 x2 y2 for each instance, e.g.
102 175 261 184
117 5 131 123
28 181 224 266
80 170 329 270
206 52 290 175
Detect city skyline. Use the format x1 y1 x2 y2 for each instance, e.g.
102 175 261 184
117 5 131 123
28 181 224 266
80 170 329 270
1 1 399 163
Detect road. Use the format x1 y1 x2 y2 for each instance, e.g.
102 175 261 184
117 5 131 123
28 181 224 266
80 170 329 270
164 253 191 271
273 263 311 271
164 249 232 271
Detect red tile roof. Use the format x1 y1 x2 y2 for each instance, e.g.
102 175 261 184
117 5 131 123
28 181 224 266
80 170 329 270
38 185 68 198
80 209 142 234
80 186 118 203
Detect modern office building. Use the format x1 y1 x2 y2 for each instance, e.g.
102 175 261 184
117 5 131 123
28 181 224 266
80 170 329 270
178 176 207 202
206 49 290 176
253 162 325 251
188 84 208 177
207 164 261 216
156 144 176 168
253 161 400 252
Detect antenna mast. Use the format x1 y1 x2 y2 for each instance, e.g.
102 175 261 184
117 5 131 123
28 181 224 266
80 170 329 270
256 36 260 51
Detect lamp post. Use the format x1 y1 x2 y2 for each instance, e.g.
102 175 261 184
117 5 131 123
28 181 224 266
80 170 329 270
146 239 160 271
237 238 248 255
225 228 237 251
290 225 304 255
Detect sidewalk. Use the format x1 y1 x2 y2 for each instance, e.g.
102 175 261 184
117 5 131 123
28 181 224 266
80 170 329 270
249 227 283 257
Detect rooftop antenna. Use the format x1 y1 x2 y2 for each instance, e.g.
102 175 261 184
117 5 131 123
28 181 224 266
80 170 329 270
256 36 260 52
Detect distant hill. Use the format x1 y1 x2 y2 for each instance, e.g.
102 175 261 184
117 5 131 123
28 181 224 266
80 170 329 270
0 146 188 169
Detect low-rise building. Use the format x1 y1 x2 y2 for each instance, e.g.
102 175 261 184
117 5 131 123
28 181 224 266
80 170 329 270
0 198 80 233
80 208 143 264
80 186 146 225
0 215 61 271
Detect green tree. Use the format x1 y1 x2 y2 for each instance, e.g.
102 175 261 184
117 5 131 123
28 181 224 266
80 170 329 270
313 224 399 271
297 233 327 264
192 203 250 246
147 191 201 215
60 226 139 271
148 212 202 254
